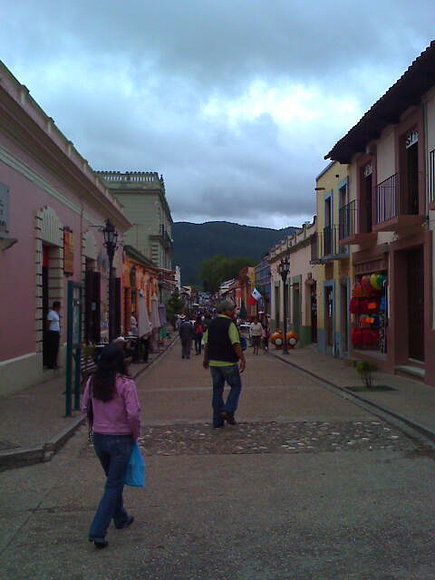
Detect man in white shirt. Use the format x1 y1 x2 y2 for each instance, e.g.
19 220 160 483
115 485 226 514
250 318 263 355
46 301 61 369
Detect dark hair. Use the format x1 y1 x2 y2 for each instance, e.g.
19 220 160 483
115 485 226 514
53 301 61 309
91 344 130 402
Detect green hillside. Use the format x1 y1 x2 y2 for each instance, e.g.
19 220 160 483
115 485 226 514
172 221 297 287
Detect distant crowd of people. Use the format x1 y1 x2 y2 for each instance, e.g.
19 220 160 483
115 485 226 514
176 309 270 359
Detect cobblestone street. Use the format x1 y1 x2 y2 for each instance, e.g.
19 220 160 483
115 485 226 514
138 420 412 456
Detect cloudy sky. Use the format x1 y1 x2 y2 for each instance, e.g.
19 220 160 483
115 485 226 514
1 1 434 229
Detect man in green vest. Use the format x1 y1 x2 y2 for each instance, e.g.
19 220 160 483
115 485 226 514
203 300 246 428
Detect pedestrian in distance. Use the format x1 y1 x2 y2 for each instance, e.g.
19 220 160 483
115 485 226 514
203 300 246 428
179 314 194 359
262 324 270 352
81 343 141 550
250 318 263 355
193 318 204 355
46 301 61 369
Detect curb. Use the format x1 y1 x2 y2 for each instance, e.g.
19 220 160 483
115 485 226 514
0 336 179 472
270 350 435 447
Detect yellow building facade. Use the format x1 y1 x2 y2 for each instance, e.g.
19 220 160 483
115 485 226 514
314 161 353 357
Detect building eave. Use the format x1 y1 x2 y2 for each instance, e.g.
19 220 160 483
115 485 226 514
325 41 435 163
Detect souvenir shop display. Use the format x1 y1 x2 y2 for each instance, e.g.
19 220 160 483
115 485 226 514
350 273 387 351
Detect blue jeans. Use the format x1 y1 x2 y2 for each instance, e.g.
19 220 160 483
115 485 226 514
89 433 134 542
210 365 242 427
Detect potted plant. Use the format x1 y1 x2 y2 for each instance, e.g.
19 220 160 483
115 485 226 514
356 360 377 388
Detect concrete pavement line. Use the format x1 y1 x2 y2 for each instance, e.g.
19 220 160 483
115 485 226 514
0 447 45 470
43 416 85 457
269 351 435 450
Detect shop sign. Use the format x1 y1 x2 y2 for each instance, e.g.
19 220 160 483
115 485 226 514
0 184 10 238
364 163 373 178
406 130 418 149
63 229 74 275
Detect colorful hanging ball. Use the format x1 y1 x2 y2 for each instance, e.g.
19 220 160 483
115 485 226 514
370 273 379 290
377 274 385 289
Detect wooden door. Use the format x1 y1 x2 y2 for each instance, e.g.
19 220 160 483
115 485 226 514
407 247 424 361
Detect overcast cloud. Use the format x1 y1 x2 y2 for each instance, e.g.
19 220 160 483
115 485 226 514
1 1 434 228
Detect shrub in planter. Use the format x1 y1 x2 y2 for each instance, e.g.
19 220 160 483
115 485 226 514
356 360 377 388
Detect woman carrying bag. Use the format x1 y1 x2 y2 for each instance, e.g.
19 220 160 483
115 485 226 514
81 343 141 549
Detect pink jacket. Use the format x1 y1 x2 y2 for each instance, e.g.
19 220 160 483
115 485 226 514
81 374 141 439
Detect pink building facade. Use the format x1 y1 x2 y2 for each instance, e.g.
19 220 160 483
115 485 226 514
0 63 131 394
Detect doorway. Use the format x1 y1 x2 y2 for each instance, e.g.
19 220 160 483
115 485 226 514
310 282 317 343
84 265 101 344
340 280 349 356
407 246 424 361
324 283 334 354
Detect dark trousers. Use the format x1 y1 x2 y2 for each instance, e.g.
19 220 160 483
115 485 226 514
194 335 203 354
46 330 60 368
181 339 192 358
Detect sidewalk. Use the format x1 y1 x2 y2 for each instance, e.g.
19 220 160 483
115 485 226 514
271 343 435 444
0 336 178 470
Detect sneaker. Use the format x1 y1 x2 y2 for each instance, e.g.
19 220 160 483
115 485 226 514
220 411 237 425
115 516 134 530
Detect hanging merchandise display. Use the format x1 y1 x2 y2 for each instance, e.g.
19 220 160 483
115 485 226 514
350 271 387 352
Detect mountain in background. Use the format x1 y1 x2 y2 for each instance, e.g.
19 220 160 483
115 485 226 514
172 221 297 287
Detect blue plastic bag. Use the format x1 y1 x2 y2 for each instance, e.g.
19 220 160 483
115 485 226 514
124 441 146 487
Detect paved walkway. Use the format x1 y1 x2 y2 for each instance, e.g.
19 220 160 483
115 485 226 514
0 338 177 469
0 337 434 470
271 344 435 441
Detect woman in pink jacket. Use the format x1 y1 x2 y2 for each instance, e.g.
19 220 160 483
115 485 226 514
82 343 141 549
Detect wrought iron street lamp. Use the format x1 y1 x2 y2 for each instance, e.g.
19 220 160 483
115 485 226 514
278 257 290 355
102 219 118 342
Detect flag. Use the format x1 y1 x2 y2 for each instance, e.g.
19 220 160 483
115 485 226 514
251 287 262 301
248 296 256 306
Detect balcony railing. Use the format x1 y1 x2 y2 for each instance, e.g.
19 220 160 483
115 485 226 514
338 200 356 240
375 173 400 223
374 171 423 226
310 227 347 262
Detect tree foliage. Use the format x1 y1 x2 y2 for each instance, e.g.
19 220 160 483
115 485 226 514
200 255 252 291
165 289 185 326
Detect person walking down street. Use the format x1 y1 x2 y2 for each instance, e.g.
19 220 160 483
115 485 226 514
250 318 263 355
179 315 194 359
262 324 270 352
46 301 61 369
203 300 246 428
193 318 204 355
81 344 141 550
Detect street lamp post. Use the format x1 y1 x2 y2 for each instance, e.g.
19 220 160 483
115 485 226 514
102 219 118 342
278 257 290 355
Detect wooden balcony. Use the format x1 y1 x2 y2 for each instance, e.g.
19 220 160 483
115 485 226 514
374 172 425 232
